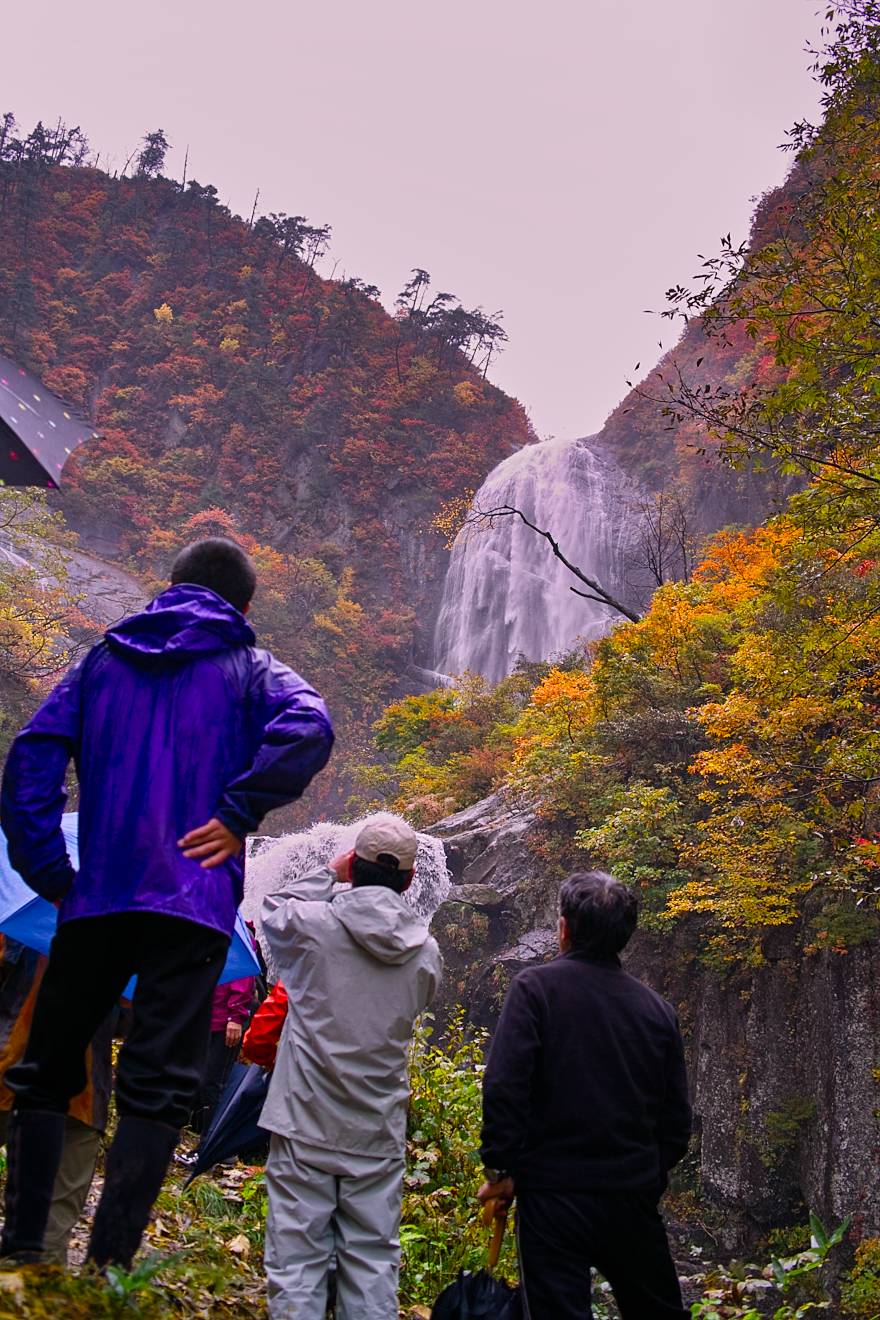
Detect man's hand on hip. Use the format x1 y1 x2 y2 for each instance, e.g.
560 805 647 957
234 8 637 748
179 819 243 869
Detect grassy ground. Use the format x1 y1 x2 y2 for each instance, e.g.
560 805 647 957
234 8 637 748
0 1147 847 1320
0 1017 852 1318
0 1015 510 1319
0 1147 271 1319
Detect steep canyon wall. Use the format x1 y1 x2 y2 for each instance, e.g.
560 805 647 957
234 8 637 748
428 795 880 1244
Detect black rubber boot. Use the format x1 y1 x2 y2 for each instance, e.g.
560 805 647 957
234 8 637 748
87 1116 179 1270
0 1109 66 1260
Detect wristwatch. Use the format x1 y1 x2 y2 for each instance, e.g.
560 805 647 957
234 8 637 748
483 1167 512 1184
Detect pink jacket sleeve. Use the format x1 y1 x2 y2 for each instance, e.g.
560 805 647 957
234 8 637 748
216 977 255 1027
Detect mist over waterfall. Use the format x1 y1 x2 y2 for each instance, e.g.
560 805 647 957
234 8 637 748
242 817 451 980
433 437 632 683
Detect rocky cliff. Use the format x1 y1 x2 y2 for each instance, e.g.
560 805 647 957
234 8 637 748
428 795 880 1246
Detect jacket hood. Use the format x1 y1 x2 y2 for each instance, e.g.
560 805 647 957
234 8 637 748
105 583 255 665
333 887 431 965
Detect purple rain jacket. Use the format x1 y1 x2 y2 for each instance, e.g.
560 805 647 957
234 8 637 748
0 584 334 938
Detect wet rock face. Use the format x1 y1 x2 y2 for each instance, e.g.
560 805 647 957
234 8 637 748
65 549 147 626
427 794 880 1243
626 928 880 1244
428 795 561 1026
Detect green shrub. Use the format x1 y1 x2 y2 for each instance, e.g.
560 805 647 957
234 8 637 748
841 1237 880 1319
400 1011 518 1309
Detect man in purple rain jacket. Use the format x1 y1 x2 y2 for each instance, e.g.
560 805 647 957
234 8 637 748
0 537 334 1269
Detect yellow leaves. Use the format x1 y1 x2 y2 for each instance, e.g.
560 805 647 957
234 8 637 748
226 1233 251 1258
219 336 240 353
692 739 761 790
694 521 798 607
0 1272 24 1303
663 869 803 931
638 586 710 672
313 569 366 639
600 580 733 695
0 491 81 685
453 380 482 408
153 301 174 324
697 693 760 742
431 493 474 548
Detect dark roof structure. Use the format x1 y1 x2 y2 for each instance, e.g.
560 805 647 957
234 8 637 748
0 353 98 487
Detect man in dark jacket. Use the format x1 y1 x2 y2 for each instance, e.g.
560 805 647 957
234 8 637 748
0 537 334 1269
478 870 691 1320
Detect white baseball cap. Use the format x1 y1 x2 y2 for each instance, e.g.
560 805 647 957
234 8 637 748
354 814 418 871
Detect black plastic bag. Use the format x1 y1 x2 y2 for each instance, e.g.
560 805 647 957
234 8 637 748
431 1268 521 1319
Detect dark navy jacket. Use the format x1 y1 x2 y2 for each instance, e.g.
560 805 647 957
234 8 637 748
0 584 334 937
481 951 692 1192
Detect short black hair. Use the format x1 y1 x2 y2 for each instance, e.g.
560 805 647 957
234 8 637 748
351 855 414 896
170 537 257 613
559 870 638 959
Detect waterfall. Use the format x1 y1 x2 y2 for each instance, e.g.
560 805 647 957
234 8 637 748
433 437 632 683
242 815 451 979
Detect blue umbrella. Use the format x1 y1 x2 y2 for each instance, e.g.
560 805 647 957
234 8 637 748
184 1061 270 1184
0 813 260 987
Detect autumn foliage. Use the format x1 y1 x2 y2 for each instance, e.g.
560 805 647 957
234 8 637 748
371 8 880 961
0 115 533 812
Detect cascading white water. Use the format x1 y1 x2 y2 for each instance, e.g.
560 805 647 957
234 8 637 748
433 437 632 683
242 815 451 979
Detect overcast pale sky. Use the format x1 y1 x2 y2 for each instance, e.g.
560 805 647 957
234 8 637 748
5 0 822 440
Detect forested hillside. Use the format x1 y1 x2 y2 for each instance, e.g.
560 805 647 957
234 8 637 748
0 121 533 811
372 2 880 967
596 167 817 530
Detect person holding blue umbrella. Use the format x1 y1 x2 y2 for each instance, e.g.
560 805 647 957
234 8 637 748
0 536 334 1270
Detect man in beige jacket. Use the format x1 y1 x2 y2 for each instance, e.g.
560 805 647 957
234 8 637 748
259 814 442 1320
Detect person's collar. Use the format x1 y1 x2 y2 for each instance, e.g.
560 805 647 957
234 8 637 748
562 949 622 968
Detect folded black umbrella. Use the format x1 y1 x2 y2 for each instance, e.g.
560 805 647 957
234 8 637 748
0 352 99 487
431 1270 520 1319
184 1061 270 1185
432 1202 521 1319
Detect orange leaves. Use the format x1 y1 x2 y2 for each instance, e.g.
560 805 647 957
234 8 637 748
514 667 596 760
180 507 239 540
527 667 595 721
694 521 798 606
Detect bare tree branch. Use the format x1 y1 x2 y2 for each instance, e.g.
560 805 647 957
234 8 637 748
466 503 641 623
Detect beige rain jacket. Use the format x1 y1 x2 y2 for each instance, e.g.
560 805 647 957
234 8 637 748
259 868 442 1159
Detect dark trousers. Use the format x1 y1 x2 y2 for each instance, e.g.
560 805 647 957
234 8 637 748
191 1031 239 1134
517 1188 687 1320
8 912 229 1129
